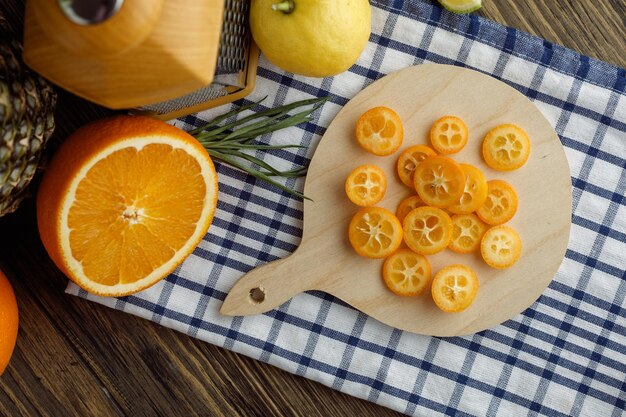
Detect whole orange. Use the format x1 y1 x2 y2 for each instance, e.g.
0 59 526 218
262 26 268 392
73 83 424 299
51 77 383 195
0 269 18 375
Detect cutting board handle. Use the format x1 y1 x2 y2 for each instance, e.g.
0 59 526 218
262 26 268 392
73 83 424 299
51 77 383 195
220 254 309 316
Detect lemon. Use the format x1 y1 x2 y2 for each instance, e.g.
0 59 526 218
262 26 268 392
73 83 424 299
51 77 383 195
249 0 371 77
437 0 482 14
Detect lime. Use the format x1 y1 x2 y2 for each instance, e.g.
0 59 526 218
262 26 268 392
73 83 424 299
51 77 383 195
437 0 482 14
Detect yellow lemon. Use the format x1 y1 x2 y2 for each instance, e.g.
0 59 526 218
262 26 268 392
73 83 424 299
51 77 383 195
250 0 371 77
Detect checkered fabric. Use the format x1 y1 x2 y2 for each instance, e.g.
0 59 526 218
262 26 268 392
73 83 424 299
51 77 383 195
67 1 626 415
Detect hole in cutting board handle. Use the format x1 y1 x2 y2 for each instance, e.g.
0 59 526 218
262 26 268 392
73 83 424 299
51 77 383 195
249 287 266 304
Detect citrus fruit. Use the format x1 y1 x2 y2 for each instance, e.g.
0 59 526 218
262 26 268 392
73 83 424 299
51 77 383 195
249 0 371 77
396 195 424 223
481 225 522 269
437 0 482 14
476 179 518 225
402 206 453 255
348 207 403 258
0 270 18 376
431 264 479 312
37 116 219 297
413 156 466 208
355 107 404 156
449 213 488 254
429 116 469 154
382 249 432 297
396 145 437 187
447 163 488 214
482 124 531 171
345 164 387 206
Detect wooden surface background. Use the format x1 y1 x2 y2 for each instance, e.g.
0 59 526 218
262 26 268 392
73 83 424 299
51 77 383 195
0 1 624 416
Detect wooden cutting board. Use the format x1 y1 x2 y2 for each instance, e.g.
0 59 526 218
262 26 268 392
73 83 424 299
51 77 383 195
220 64 572 337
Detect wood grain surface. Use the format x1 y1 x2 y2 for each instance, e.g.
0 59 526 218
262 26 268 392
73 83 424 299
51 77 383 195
222 64 572 337
0 1 624 416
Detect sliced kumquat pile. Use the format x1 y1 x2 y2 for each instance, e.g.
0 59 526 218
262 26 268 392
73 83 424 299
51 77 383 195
431 264 479 312
349 207 403 258
481 225 522 269
402 206 453 255
345 164 387 206
449 213 488 254
413 156 466 208
346 111 529 313
396 195 424 223
447 164 488 214
430 115 469 154
355 106 404 156
396 145 437 187
482 124 530 171
382 249 432 296
476 179 518 225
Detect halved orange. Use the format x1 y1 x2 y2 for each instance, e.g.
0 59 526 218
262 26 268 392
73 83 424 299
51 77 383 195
431 264 479 312
476 179 518 225
396 195 424 223
345 164 387 206
447 164 488 215
37 116 219 297
402 206 453 255
396 145 437 187
429 116 469 154
382 249 432 297
348 207 403 258
413 156 466 208
481 225 522 269
482 124 530 171
449 213 488 254
355 107 404 156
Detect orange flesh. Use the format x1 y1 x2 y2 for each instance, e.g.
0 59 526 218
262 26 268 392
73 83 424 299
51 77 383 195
68 144 206 285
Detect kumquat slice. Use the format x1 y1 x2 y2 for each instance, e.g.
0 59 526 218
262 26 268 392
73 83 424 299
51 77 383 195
396 145 437 187
355 107 404 156
476 179 518 225
382 249 432 297
448 213 488 254
349 207 403 258
431 264 479 313
413 156 466 208
402 206 453 255
396 195 424 223
482 124 530 171
345 164 387 206
481 225 522 269
447 163 488 214
429 115 469 154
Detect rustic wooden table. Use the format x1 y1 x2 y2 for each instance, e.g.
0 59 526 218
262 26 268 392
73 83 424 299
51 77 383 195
0 1 624 416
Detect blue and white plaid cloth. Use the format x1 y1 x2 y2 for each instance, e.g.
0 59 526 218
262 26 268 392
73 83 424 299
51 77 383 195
67 1 626 415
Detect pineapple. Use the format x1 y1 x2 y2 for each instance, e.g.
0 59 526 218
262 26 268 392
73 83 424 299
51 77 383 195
0 15 56 216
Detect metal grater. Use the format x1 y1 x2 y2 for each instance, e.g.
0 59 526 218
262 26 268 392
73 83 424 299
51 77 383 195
136 0 259 120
